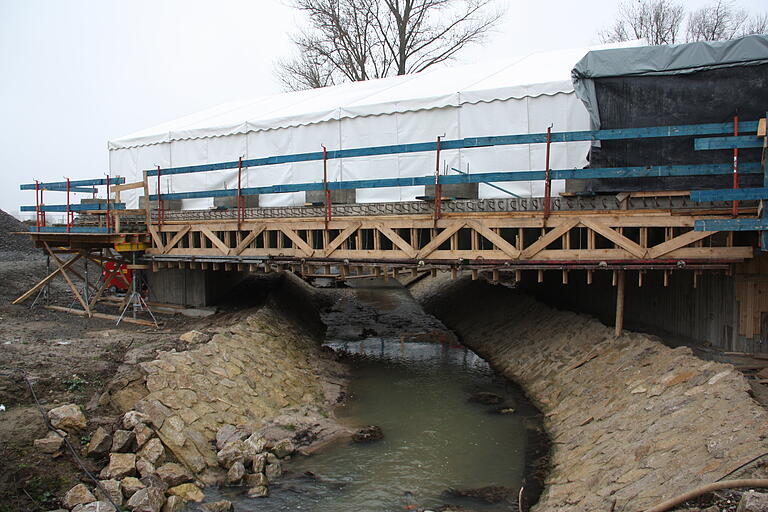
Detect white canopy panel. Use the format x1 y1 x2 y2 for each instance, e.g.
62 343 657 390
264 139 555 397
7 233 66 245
108 41 641 208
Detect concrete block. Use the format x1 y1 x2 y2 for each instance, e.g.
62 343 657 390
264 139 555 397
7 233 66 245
305 189 356 205
426 182 478 199
213 195 259 209
139 197 183 211
145 269 247 307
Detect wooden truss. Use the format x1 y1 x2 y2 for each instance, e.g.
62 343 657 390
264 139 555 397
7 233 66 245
145 211 752 269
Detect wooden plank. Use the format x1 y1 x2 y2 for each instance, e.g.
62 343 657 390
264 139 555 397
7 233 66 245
12 253 82 304
647 229 716 259
44 305 155 326
148 225 164 251
758 118 766 137
324 222 362 257
467 220 520 258
375 223 417 258
416 222 466 259
162 226 191 255
232 225 266 256
200 226 231 255
277 225 314 257
111 181 145 192
45 243 90 315
580 218 647 259
520 218 579 260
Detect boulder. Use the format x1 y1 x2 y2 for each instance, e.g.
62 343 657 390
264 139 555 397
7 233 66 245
272 438 295 458
126 486 166 512
140 475 169 493
251 453 267 474
100 453 137 479
156 463 193 487
111 429 136 453
120 477 146 498
352 425 383 443
34 432 64 454
167 483 204 502
246 485 269 498
137 438 165 465
48 404 87 432
122 411 150 430
216 424 250 450
244 473 268 487
216 440 245 468
136 457 156 478
226 461 246 485
71 501 116 512
86 427 112 457
134 423 155 449
179 330 210 345
62 484 97 509
201 501 234 512
737 491 768 512
94 479 123 507
243 433 268 457
265 460 282 480
162 495 184 512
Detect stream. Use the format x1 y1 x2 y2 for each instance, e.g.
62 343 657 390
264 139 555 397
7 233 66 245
203 335 547 511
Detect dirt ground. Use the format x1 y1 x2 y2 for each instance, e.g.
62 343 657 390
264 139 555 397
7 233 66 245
0 250 191 511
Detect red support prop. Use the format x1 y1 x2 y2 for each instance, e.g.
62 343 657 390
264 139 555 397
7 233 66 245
157 165 164 226
322 145 331 226
106 174 112 233
433 136 442 223
732 114 740 217
237 157 244 228
544 125 553 221
66 178 72 233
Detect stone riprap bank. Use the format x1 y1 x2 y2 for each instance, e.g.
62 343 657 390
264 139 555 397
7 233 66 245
414 276 768 511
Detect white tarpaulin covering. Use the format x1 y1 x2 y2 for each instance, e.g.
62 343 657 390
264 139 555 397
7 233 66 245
108 41 641 209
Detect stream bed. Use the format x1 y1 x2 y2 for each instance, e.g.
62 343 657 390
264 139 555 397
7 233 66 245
202 336 548 511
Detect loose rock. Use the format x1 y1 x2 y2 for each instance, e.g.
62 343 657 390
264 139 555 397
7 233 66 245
134 423 155 448
265 460 282 480
243 433 268 456
62 484 97 509
162 495 184 512
71 501 116 512
100 452 137 479
138 438 165 465
123 411 150 430
120 477 146 498
226 461 246 485
216 424 251 450
201 501 234 512
168 483 205 502
737 491 768 512
111 429 136 453
251 453 267 474
136 457 157 478
244 473 268 487
126 486 166 512
247 485 269 498
179 330 211 345
48 404 87 432
156 463 194 487
94 479 123 507
352 425 383 443
217 441 245 468
86 427 112 457
33 432 64 454
272 438 295 458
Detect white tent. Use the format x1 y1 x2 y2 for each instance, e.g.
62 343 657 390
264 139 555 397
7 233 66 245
108 41 640 209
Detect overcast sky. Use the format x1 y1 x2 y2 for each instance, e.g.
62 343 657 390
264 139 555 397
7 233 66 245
1 0 765 217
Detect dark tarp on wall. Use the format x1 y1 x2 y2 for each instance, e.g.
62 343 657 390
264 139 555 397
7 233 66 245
569 35 768 193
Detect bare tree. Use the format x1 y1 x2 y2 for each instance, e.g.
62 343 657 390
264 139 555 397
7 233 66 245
599 0 685 45
740 12 768 36
686 0 748 41
276 0 505 91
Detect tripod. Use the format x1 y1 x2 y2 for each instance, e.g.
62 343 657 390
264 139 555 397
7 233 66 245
116 252 158 328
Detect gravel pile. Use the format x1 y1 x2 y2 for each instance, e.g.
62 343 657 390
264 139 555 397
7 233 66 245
0 209 35 253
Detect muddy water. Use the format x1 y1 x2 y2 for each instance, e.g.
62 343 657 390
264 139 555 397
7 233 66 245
205 337 545 511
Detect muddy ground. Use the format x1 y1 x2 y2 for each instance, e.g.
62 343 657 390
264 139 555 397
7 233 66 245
0 250 193 511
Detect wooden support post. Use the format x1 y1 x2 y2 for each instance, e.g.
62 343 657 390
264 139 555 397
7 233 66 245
492 269 499 283
562 270 569 285
612 270 617 287
431 268 437 278
587 270 593 285
615 270 626 337
451 267 457 280
471 269 478 280
514 270 522 282
664 270 670 287
638 271 644 287
537 269 544 283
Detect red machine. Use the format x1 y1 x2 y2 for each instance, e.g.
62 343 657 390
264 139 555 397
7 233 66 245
102 261 132 293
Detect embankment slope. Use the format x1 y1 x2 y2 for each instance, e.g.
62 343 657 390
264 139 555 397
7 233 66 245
413 276 768 511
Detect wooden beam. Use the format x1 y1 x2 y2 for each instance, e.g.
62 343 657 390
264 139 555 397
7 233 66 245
467 220 520 258
232 225 266 256
148 225 164 252
45 243 90 315
44 305 155 326
646 229 716 259
278 225 314 257
200 226 231 255
416 222 466 259
324 222 362 257
162 226 191 255
615 270 626 336
520 218 579 260
376 223 417 258
580 218 647 259
12 253 83 304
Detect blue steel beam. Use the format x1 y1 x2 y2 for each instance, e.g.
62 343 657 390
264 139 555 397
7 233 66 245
148 162 763 201
19 177 125 190
20 203 126 212
27 226 112 233
691 188 768 202
28 185 98 193
694 136 764 150
145 121 759 178
695 218 768 231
